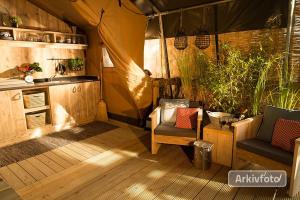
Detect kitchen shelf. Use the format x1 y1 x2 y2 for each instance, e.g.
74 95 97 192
0 40 88 49
0 26 87 49
24 105 50 114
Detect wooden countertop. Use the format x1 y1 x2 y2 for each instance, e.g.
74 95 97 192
0 76 99 91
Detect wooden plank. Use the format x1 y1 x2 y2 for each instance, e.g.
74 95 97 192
18 160 46 181
43 151 73 169
26 157 56 177
193 167 229 200
57 146 87 161
64 143 93 158
18 141 148 200
51 148 81 165
58 146 177 200
24 105 50 114
131 159 193 200
36 154 65 173
172 164 222 200
100 147 187 200
7 163 36 185
71 142 99 156
0 167 25 190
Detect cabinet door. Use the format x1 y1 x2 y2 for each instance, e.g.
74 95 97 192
82 81 100 123
75 81 100 125
49 85 74 127
0 90 27 141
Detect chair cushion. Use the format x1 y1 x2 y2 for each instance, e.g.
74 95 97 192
155 124 196 138
175 108 199 129
159 99 189 124
272 119 300 152
237 138 294 165
256 106 300 142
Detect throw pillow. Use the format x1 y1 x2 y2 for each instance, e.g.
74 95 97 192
256 106 300 142
175 108 199 129
271 118 300 152
159 99 189 124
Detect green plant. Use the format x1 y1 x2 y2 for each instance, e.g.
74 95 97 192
68 58 84 71
10 16 22 27
268 63 300 110
204 43 259 114
176 49 207 100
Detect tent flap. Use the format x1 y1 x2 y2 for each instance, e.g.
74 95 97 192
72 0 152 115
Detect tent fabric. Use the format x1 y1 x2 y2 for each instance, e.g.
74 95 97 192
71 0 152 115
133 0 288 38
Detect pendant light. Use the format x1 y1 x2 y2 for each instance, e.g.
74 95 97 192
174 9 188 50
195 28 210 49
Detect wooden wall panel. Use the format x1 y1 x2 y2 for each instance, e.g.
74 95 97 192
0 0 86 79
0 0 71 32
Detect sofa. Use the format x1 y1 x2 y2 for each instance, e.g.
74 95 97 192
232 106 300 197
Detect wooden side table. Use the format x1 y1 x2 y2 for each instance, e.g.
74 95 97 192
203 124 234 167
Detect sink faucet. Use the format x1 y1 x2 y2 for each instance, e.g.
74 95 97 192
49 74 57 82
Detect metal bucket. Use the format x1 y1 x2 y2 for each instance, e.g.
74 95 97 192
193 140 213 170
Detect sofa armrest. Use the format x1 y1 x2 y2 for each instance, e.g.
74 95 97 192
196 109 203 140
149 106 161 130
290 138 300 196
232 115 263 142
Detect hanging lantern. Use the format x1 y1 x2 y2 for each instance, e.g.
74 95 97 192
195 29 210 49
174 9 188 50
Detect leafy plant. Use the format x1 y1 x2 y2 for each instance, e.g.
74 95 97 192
17 62 42 75
68 58 84 71
176 48 207 100
268 63 300 110
10 16 22 28
204 43 259 114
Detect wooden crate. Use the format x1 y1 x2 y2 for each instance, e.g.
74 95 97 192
23 92 45 108
26 112 46 129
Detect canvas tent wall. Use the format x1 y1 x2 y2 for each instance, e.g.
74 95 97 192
28 0 297 124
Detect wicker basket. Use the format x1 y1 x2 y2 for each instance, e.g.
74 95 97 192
23 92 45 108
26 112 46 129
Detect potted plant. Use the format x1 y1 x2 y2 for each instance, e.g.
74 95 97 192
17 62 42 83
68 58 84 71
10 16 22 28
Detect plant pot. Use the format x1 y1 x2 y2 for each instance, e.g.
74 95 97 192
24 74 33 83
11 22 19 28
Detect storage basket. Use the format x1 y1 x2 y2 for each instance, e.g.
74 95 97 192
23 92 45 108
26 112 46 129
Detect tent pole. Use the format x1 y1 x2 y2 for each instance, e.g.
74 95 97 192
214 5 220 64
158 15 173 98
284 0 296 83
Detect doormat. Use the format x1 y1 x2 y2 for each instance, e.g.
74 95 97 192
0 121 118 168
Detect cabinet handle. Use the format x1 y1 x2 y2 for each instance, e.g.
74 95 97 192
77 86 81 92
12 93 21 101
72 86 76 93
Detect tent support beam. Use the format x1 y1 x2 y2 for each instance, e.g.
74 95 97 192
148 0 234 18
284 0 296 83
158 15 173 98
147 0 173 98
214 5 220 63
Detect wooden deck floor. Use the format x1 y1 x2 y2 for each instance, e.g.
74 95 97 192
0 121 298 200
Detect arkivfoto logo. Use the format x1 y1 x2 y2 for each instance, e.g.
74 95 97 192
228 170 287 187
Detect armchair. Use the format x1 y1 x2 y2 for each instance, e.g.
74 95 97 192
149 103 203 155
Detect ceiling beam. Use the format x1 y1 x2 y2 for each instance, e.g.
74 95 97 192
148 0 234 17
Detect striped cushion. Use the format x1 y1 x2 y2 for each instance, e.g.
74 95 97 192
271 118 300 152
175 108 199 129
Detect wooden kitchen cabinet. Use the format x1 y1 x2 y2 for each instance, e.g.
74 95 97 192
203 124 234 167
50 81 100 127
0 90 27 142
